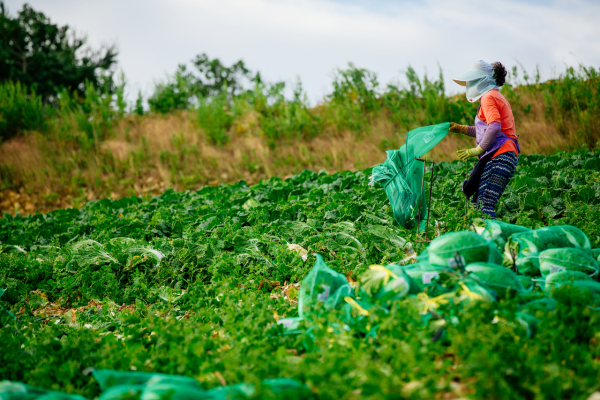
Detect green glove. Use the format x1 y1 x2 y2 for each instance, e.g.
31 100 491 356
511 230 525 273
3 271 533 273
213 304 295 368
449 122 469 134
457 145 484 160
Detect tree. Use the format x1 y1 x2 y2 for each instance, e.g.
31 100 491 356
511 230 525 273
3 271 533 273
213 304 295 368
192 53 252 98
0 2 117 101
148 53 258 114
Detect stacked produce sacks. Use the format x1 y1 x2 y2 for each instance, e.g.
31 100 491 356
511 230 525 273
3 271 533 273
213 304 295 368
0 370 311 400
278 220 600 339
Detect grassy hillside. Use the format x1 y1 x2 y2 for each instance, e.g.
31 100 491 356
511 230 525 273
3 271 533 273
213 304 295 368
1 65 598 215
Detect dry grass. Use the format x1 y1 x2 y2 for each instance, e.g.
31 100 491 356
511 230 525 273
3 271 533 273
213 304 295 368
0 94 585 215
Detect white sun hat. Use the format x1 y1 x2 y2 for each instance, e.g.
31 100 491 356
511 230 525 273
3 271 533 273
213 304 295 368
453 60 495 86
453 60 499 102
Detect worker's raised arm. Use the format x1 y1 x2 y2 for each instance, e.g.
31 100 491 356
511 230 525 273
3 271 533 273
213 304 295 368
449 122 476 137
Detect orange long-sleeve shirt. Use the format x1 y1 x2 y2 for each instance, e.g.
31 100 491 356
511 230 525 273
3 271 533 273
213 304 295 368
477 89 518 158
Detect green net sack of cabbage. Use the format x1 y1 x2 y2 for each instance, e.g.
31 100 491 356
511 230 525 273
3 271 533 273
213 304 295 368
402 261 443 289
455 278 496 304
504 225 592 276
98 384 207 400
204 378 312 400
93 370 311 400
251 378 312 399
401 261 455 297
424 231 500 268
538 248 599 278
0 381 88 400
93 369 206 400
544 270 593 292
517 275 533 291
465 262 527 299
276 316 304 335
298 254 353 318
278 254 354 332
471 218 531 251
358 264 417 306
591 249 600 264
92 370 202 392
340 297 376 320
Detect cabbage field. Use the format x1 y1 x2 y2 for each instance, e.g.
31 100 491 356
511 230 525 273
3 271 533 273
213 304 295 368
2 148 600 399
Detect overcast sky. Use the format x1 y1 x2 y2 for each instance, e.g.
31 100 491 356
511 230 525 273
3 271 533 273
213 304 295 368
5 0 600 104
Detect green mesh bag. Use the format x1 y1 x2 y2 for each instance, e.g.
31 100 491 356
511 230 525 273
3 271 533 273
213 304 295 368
471 218 531 251
405 123 451 156
258 378 312 397
517 275 533 290
459 278 496 304
204 383 254 400
277 316 304 334
465 262 526 299
0 381 88 400
92 370 201 391
0 381 50 400
298 254 352 318
426 231 492 267
488 246 503 265
370 122 449 229
538 248 599 278
141 384 208 400
545 270 593 287
402 261 446 291
504 225 592 276
97 385 143 400
358 264 412 306
590 249 600 264
205 378 311 400
279 254 353 333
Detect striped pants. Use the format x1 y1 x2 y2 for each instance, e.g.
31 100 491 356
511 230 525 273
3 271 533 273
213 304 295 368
472 152 518 219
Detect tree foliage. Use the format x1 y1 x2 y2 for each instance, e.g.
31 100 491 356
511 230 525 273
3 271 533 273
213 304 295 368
0 2 117 101
148 53 256 113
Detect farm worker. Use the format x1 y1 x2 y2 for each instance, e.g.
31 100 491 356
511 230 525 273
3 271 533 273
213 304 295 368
449 60 520 219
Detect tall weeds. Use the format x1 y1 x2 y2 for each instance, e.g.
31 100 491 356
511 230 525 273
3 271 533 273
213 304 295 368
0 81 45 140
542 66 600 147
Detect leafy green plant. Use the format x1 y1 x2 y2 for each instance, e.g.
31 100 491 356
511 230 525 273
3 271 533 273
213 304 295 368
0 80 45 140
148 66 197 114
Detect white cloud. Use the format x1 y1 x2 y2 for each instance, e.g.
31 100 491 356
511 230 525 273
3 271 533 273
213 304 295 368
5 0 600 103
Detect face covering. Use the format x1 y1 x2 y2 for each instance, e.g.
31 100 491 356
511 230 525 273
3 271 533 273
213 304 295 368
465 75 499 103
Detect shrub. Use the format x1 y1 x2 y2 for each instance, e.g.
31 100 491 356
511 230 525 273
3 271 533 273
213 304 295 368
196 93 234 145
0 81 45 140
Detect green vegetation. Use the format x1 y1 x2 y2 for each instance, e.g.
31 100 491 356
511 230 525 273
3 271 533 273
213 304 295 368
3 148 600 399
0 81 45 137
0 3 117 140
